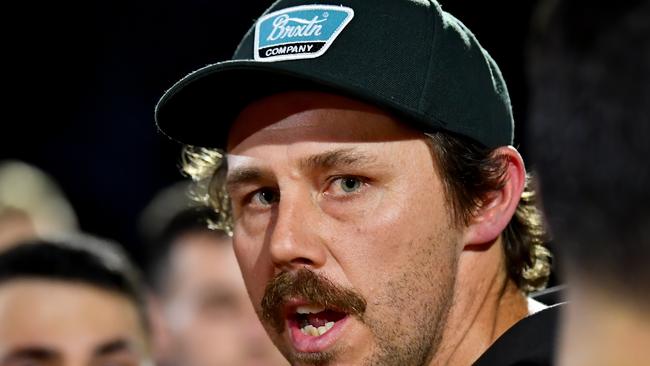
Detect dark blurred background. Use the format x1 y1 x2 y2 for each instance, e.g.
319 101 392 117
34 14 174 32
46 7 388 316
1 0 541 270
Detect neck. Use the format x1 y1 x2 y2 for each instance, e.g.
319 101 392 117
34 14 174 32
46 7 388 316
430 237 530 365
557 278 650 366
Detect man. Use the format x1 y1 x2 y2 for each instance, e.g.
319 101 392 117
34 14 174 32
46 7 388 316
528 0 650 365
155 0 555 364
0 236 152 366
147 206 288 366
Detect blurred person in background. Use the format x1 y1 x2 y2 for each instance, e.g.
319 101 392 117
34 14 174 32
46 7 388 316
0 235 152 366
0 160 78 250
142 187 287 366
528 0 650 365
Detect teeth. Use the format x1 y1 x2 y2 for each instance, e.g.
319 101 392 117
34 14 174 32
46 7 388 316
300 325 320 336
300 322 336 336
310 326 320 336
296 305 325 314
300 325 311 335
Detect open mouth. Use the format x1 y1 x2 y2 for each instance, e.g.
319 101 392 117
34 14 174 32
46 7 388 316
285 303 350 352
292 304 347 336
261 269 367 353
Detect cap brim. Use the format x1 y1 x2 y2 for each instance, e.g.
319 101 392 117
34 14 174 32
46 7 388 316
156 60 350 148
155 59 436 149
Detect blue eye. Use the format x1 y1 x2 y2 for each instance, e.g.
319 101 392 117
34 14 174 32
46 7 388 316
252 188 279 206
338 177 362 193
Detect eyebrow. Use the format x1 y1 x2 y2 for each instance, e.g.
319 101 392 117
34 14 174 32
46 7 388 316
2 347 59 362
299 148 377 171
225 148 377 191
93 338 135 356
225 166 275 192
199 286 239 305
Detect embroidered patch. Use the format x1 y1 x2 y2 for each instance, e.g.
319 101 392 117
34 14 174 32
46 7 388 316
254 5 354 62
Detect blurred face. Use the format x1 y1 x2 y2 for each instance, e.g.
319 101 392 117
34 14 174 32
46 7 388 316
0 210 37 250
0 279 150 366
160 231 288 366
226 92 462 365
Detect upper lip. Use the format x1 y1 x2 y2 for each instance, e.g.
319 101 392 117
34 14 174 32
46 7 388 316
281 298 317 319
283 297 313 309
281 298 349 321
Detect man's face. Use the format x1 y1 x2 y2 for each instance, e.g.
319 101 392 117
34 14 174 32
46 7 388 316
226 92 463 366
0 279 149 366
159 231 288 366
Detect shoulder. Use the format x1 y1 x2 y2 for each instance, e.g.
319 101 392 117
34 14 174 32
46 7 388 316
473 286 566 366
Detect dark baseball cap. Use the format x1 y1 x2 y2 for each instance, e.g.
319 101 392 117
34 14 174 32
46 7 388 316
155 0 514 149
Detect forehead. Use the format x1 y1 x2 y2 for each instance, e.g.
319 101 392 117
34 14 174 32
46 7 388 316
226 91 422 154
169 232 241 281
0 279 144 344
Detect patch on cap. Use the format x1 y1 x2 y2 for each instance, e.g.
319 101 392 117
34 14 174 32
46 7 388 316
254 5 354 62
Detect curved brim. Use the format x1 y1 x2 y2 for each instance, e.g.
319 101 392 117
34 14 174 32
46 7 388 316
155 59 435 149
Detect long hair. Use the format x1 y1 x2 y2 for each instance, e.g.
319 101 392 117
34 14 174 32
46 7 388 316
426 132 550 292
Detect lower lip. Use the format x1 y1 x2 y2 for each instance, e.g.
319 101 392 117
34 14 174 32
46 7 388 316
288 316 349 353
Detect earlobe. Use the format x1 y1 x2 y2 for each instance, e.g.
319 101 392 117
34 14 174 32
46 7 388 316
463 147 526 247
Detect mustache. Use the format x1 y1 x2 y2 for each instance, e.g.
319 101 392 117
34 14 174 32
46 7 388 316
261 268 367 333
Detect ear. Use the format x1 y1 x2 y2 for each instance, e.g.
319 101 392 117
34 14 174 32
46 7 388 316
462 146 526 247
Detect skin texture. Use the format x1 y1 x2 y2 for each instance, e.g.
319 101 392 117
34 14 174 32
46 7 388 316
225 91 531 365
153 231 288 366
0 279 150 366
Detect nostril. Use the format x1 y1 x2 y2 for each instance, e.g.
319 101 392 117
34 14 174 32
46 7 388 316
291 257 314 266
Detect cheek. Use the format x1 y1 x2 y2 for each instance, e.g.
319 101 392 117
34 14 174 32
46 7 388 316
322 172 455 297
328 176 449 261
183 324 241 364
235 206 274 239
233 233 272 304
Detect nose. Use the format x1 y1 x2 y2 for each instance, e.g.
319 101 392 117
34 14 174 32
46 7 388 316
268 190 327 271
